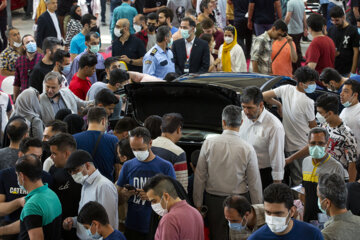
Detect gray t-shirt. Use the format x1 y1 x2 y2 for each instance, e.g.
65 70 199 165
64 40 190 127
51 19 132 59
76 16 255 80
0 148 20 170
147 34 157 52
287 0 305 34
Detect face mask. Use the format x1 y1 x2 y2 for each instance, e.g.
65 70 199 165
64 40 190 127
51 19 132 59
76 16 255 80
114 28 122 38
151 196 168 216
133 150 149 162
17 177 26 192
167 38 173 48
265 212 290 233
71 171 88 185
304 83 316 93
224 36 233 44
316 112 326 124
86 224 102 239
342 95 354 108
228 218 247 232
181 29 190 39
358 28 360 35
318 198 327 215
148 24 156 32
309 145 326 159
90 44 100 54
134 24 142 33
62 64 71 75
26 42 37 53
13 41 22 48
211 41 216 49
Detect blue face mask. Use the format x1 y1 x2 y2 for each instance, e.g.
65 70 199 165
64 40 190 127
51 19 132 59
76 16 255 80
358 28 360 35
228 220 246 232
62 64 71 75
304 83 316 93
26 42 37 53
181 29 190 39
317 198 327 215
309 145 326 159
86 224 102 239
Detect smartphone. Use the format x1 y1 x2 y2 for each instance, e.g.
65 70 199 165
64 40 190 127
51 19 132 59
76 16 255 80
124 184 136 191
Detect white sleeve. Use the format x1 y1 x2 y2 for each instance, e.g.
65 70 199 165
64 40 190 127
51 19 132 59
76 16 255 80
273 85 287 98
304 99 316 122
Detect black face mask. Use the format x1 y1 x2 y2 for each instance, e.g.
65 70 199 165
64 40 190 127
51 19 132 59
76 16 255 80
148 24 156 33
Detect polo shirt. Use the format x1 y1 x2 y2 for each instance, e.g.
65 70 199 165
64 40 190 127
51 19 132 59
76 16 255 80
69 74 92 100
70 32 86 55
19 184 62 240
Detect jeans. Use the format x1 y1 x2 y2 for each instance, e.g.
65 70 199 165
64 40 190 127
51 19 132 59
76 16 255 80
100 0 106 23
254 23 273 36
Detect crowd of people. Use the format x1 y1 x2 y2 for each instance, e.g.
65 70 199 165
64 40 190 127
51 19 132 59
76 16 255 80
0 0 360 239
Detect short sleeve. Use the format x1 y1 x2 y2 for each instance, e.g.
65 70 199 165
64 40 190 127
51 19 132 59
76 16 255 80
250 38 262 61
287 0 294 12
304 99 315 122
306 41 321 63
351 27 360 48
273 85 286 98
117 162 128 186
144 0 153 8
143 55 156 75
166 163 176 179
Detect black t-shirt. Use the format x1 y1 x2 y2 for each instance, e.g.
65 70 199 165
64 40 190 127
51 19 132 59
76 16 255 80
29 61 54 93
144 0 167 9
112 35 146 72
249 0 277 24
233 0 250 21
328 24 360 75
346 182 360 216
0 168 53 223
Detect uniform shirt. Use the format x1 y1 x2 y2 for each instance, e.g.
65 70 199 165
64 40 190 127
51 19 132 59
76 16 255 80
14 53 43 91
69 74 92 100
322 211 360 240
70 32 86 55
143 44 175 79
238 109 285 180
340 103 360 153
251 31 272 74
193 130 263 207
0 46 20 72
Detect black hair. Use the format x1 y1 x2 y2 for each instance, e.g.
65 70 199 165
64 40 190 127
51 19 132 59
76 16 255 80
156 25 171 43
81 13 97 27
48 133 77 152
19 137 43 154
79 53 98 69
46 120 68 133
181 17 196 28
223 195 252 217
294 66 319 84
78 201 110 226
6 119 28 142
70 5 81 21
199 33 212 44
104 57 119 69
241 86 263 105
264 183 294 210
117 138 135 159
191 149 200 168
95 88 119 106
85 31 100 42
316 93 340 115
42 37 62 53
143 174 178 198
129 127 152 144
200 0 210 13
329 5 345 18
320 68 342 84
63 114 85 135
164 72 179 82
157 7 174 22
114 117 138 133
15 154 42 182
144 115 162 139
161 113 183 133
307 14 325 32
87 107 107 123
55 109 72 121
273 19 288 33
223 25 235 35
201 18 214 29
109 69 129 86
186 8 197 17
21 34 33 45
54 49 70 64
147 12 158 21
344 79 360 95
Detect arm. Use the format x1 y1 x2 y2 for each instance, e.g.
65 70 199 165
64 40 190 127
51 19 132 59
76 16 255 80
262 90 282 109
348 162 357 182
70 54 78 61
114 163 121 182
287 36 298 63
252 61 259 73
303 11 308 36
28 228 44 240
307 62 317 70
0 195 24 216
198 43 210 73
0 69 15 76
0 0 7 11
268 127 285 182
246 149 263 203
274 0 282 19
284 11 293 25
247 3 255 30
13 86 20 101
285 145 309 165
174 153 188 190
172 44 182 75
351 47 359 74
0 220 20 236
309 119 317 129
143 6 163 13
193 142 209 208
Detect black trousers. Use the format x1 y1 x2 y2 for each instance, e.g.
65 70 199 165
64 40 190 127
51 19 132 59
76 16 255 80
124 227 149 240
260 167 273 190
289 33 303 73
234 19 253 60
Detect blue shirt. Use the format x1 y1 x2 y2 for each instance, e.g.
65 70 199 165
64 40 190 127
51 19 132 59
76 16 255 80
171 26 178 35
111 3 138 39
143 44 175 79
69 32 86 54
117 156 176 233
104 230 126 240
74 131 118 181
248 219 324 240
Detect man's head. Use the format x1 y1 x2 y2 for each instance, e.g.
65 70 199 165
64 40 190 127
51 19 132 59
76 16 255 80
144 174 178 215
94 89 119 116
146 13 158 33
117 138 135 163
133 14 146 32
6 119 29 144
294 66 319 93
87 107 108 131
319 68 342 91
268 20 287 40
65 150 95 185
109 68 130 88
264 183 296 235
44 71 62 98
43 120 68 142
199 0 212 13
180 17 196 40
114 19 130 38
317 173 347 216
157 7 173 27
45 0 58 12
341 79 360 106
6 27 21 47
201 18 215 35
53 49 71 74
22 34 37 53
224 195 252 230
81 14 97 33
240 86 264 121
129 127 152 161
19 137 43 158
185 8 197 23
16 154 42 190
78 201 110 237
85 32 100 54
156 25 172 45
42 37 63 61
329 6 346 28
144 115 162 139
79 53 97 77
104 57 121 79
307 13 326 33
161 113 183 142
114 117 138 140
48 133 77 168
222 105 242 130
308 127 330 160
316 93 340 124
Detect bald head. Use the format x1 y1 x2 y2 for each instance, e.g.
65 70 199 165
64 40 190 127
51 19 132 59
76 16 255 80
116 19 130 28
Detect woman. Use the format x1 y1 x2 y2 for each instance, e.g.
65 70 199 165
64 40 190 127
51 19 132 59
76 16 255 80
218 25 247 72
14 88 44 140
200 33 220 72
198 0 215 23
65 5 83 45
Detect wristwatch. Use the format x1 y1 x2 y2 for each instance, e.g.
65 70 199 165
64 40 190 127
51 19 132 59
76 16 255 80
129 59 133 65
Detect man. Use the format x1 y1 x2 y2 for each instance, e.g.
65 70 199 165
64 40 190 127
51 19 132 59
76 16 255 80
77 201 126 240
36 0 62 49
112 18 146 72
201 18 224 58
144 174 204 240
328 6 359 77
70 14 98 60
133 14 147 33
251 19 288 74
166 0 193 28
318 173 360 240
172 17 209 75
63 150 118 240
111 0 138 37
263 66 318 186
143 26 175 79
224 195 265 240
319 67 360 93
0 119 28 170
67 32 105 84
143 0 166 14
69 53 97 100
248 184 323 240
13 34 43 100
247 0 282 36
194 105 263 240
0 27 21 76
73 107 119 181
116 127 176 240
135 13 158 51
101 57 122 83
0 155 61 239
53 49 71 87
48 133 82 240
349 0 360 26
30 37 63 93
94 88 121 128
284 0 307 72
271 34 298 77
239 86 285 189
302 127 346 223
39 72 90 125
157 7 178 34
152 113 188 189
113 117 138 140
305 13 336 75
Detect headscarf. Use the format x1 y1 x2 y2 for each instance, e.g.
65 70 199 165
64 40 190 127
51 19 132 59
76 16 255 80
15 88 42 120
221 25 238 72
70 5 82 21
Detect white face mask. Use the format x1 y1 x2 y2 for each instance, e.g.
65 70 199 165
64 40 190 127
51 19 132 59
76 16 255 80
13 41 22 48
133 150 149 162
134 24 142 33
224 36 233 44
265 212 290 233
114 28 122 38
71 170 88 185
316 112 326 124
151 196 168 216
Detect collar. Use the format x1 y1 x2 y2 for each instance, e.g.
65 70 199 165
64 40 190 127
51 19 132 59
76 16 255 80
263 31 271 42
222 129 240 136
253 108 267 124
47 10 56 16
312 154 331 167
84 169 100 185
331 210 353 221
121 2 130 6
25 184 48 200
169 200 187 212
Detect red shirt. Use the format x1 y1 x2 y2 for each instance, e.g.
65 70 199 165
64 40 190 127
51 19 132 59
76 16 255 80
305 36 335 74
69 73 91 100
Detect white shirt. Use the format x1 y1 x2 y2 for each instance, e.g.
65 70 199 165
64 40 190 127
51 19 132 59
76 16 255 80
239 109 285 180
274 85 315 152
185 38 195 59
218 44 247 72
340 102 360 153
47 10 62 40
43 157 54 172
73 170 118 239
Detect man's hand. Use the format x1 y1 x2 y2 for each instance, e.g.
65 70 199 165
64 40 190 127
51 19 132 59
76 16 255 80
286 35 293 44
136 189 149 201
63 217 73 231
247 21 253 30
120 188 136 199
285 156 294 165
303 29 308 37
277 104 283 118
120 55 130 64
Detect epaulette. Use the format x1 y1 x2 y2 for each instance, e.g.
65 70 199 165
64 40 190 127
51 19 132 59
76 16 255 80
150 48 158 56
